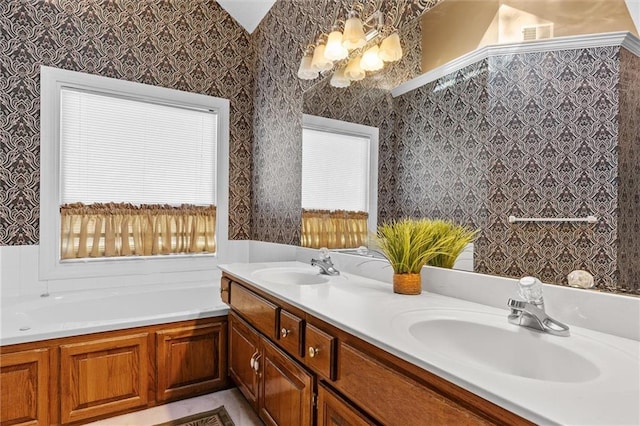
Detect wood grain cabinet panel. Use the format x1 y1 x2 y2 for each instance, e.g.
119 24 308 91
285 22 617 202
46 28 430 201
229 312 261 410
317 383 376 426
336 343 488 426
259 337 314 426
59 334 148 424
305 323 336 380
278 310 303 357
230 283 279 340
156 320 228 402
0 348 49 426
220 277 231 304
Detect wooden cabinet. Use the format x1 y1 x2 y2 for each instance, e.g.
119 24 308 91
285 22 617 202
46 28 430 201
223 273 532 426
317 383 375 426
59 333 149 424
229 311 314 426
156 321 228 402
260 337 313 426
0 348 50 426
229 311 261 409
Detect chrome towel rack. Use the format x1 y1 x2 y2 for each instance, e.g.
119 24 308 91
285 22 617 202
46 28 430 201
508 215 598 224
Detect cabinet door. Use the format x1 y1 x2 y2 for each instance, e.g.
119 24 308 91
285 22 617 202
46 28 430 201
259 337 314 426
156 320 228 402
1 348 50 426
317 383 376 426
229 312 261 409
59 333 148 424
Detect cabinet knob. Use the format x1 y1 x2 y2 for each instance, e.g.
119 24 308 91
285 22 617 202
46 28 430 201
281 328 291 338
308 346 320 358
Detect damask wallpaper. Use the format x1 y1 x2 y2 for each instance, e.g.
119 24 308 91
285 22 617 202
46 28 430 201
0 0 255 244
394 47 639 294
618 48 640 292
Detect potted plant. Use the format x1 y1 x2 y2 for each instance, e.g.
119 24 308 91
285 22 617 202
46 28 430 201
376 218 477 295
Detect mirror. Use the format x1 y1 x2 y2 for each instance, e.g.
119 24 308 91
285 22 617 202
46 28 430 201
301 0 639 294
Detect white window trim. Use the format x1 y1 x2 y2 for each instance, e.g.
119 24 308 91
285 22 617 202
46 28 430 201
302 114 379 234
40 66 230 280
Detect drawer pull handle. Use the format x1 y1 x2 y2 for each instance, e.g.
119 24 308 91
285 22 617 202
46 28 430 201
253 354 261 375
281 328 291 338
308 346 320 358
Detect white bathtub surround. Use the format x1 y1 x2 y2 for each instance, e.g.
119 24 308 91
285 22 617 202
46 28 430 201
0 281 228 346
220 261 640 426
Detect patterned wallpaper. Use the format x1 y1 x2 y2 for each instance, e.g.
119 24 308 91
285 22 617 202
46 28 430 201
251 0 440 244
0 0 254 244
618 48 640 293
394 47 639 294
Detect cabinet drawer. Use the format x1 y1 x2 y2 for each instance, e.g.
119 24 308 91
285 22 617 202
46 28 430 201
336 343 488 426
278 310 304 357
305 323 336 380
230 283 279 340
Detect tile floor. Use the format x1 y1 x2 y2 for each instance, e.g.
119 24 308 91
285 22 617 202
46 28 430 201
86 388 263 425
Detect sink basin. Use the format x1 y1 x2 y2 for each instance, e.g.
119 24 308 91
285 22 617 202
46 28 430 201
393 309 602 383
252 267 330 285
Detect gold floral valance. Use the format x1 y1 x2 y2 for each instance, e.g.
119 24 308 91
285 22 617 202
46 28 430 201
301 209 368 249
60 203 216 259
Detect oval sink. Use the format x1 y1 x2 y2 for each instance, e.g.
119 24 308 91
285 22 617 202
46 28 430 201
252 267 330 286
394 309 602 383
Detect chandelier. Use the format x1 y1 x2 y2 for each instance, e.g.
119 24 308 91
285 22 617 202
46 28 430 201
297 2 404 88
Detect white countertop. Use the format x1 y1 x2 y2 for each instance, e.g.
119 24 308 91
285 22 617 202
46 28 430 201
219 261 640 426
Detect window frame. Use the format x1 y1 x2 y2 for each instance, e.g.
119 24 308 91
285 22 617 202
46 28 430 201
301 114 379 235
40 66 230 280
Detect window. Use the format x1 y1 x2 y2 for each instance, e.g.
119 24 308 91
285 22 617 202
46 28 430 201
40 66 229 279
301 114 378 249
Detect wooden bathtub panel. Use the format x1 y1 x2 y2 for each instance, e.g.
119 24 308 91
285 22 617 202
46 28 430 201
0 348 49 426
59 333 149 424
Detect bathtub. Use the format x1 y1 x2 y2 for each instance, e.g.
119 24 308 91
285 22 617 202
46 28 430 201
0 281 229 346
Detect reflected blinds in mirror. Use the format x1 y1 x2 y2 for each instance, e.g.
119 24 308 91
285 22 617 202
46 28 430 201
301 128 370 249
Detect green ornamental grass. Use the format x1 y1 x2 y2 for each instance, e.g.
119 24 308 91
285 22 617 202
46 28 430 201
376 218 478 274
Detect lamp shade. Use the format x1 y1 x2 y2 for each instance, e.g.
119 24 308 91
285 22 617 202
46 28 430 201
342 15 366 50
379 32 403 62
330 67 351 88
360 45 383 71
297 52 319 80
325 30 348 61
344 56 365 80
311 43 333 72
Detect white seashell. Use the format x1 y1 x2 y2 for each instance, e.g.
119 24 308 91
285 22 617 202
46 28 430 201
567 270 595 289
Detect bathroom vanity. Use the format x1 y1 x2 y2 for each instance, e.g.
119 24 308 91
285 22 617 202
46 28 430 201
219 261 640 426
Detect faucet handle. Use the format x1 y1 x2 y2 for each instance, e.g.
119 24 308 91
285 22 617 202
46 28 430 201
518 276 543 304
319 247 331 260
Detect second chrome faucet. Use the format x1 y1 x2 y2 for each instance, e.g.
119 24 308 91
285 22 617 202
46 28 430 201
507 276 570 337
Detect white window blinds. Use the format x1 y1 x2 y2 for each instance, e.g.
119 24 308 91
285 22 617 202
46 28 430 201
301 128 370 212
60 88 217 206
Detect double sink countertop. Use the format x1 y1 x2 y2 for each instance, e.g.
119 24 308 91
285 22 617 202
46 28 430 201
219 261 640 426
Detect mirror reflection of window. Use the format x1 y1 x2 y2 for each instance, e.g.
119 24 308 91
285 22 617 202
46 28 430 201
301 115 378 249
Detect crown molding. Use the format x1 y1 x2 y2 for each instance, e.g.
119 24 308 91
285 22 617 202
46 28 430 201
392 31 640 98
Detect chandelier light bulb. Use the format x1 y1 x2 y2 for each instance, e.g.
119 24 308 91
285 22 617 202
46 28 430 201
310 42 334 72
342 12 366 50
360 45 384 71
297 51 319 80
324 29 348 61
330 67 351 88
379 32 403 62
344 56 365 81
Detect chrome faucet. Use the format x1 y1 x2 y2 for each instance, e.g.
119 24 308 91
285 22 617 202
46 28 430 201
507 276 570 337
311 248 340 276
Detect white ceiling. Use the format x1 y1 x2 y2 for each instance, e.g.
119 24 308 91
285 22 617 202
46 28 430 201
216 0 277 34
